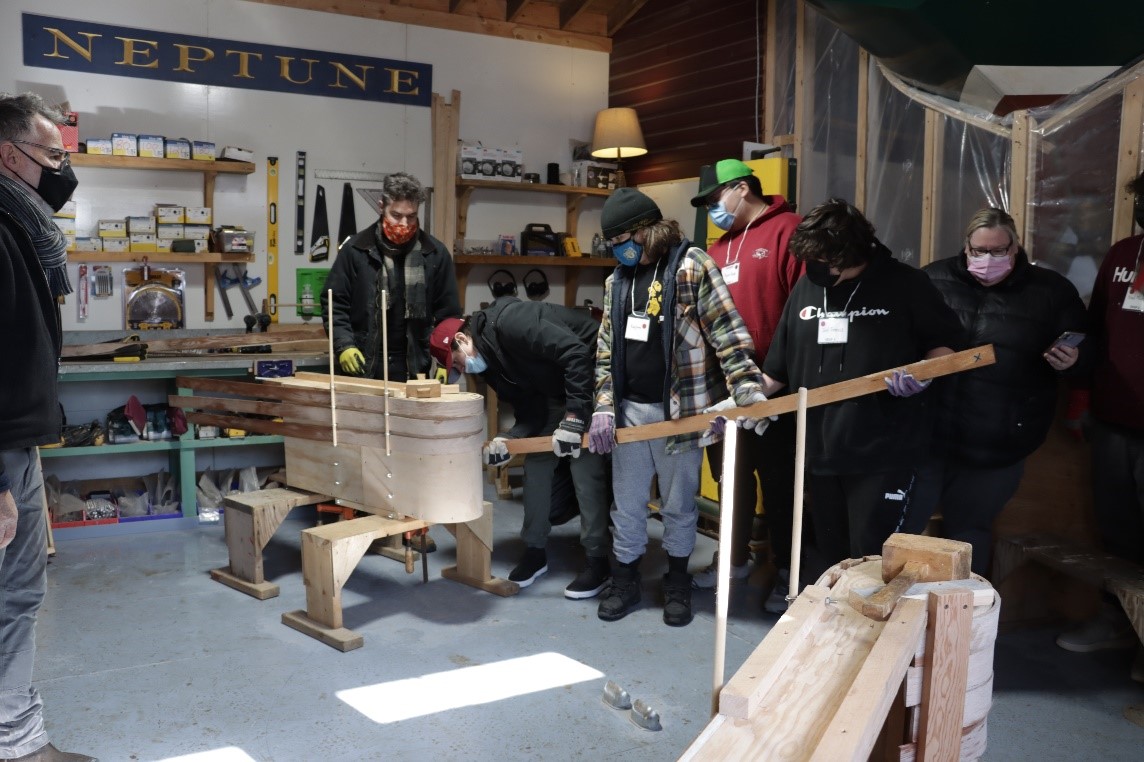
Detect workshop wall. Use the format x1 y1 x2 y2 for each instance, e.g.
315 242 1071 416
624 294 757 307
1 0 610 331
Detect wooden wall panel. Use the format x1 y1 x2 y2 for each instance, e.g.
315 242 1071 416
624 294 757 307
609 0 765 185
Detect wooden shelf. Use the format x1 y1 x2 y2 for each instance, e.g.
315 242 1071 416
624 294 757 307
455 178 611 243
453 255 615 267
71 154 254 174
68 251 255 264
70 153 256 320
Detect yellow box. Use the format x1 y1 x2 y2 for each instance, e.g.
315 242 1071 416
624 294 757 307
155 206 185 224
191 141 216 161
157 224 184 239
183 224 211 240
138 135 165 158
155 239 173 253
111 133 138 157
98 219 127 237
127 216 156 235
102 237 130 253
185 207 212 225
85 139 112 155
53 218 77 236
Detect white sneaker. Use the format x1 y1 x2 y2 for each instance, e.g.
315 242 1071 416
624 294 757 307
1056 604 1137 653
691 554 750 589
763 568 790 614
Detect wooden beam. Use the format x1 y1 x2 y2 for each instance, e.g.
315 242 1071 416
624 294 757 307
917 589 973 761
855 48 869 211
920 109 945 267
763 0 778 143
793 0 807 204
505 344 997 454
1112 77 1144 243
506 0 529 22
1009 109 1031 244
606 0 649 36
431 89 461 251
242 0 612 53
559 0 592 29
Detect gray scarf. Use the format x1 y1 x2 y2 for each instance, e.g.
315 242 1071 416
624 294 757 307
0 173 71 297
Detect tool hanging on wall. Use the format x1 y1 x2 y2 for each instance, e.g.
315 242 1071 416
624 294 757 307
337 181 357 251
78 264 88 320
92 265 113 298
124 265 185 330
294 150 306 255
266 156 280 322
309 184 330 262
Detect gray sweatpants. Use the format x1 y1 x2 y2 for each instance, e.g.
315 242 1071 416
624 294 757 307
0 448 47 759
611 401 702 564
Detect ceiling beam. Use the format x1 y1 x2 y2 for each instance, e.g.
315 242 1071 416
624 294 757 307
606 0 649 36
505 0 530 22
239 0 611 53
558 0 593 29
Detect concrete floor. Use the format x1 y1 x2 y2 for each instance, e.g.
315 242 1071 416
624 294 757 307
33 483 1144 761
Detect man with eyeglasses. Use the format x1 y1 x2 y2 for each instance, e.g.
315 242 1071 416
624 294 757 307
687 159 804 613
322 171 460 383
923 208 1086 579
0 92 94 762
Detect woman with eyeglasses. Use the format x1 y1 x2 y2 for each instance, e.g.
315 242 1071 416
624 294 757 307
923 207 1088 576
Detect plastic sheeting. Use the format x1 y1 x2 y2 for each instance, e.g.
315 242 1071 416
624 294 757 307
770 0 798 139
798 5 859 210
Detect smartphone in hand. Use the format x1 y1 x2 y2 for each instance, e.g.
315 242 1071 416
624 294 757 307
1049 331 1085 352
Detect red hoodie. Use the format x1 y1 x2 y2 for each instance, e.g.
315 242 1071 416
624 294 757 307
707 195 804 363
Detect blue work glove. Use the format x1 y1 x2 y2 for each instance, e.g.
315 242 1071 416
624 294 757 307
884 369 931 398
588 411 615 454
482 437 511 467
552 415 585 458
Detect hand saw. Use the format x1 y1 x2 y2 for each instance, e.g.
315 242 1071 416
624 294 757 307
309 184 330 262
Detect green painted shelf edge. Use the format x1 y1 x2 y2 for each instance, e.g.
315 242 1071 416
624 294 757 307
40 435 283 458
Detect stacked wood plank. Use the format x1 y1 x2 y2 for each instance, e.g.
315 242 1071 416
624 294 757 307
681 557 997 761
171 372 486 523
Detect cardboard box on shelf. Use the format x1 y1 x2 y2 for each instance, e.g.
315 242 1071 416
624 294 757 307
138 135 165 158
183 224 211 241
111 133 138 157
98 219 127 238
155 206 185 224
191 141 216 161
101 237 130 253
185 207 212 224
571 160 618 190
458 142 498 181
492 147 523 182
220 146 254 162
127 216 156 235
85 138 112 155
165 139 191 160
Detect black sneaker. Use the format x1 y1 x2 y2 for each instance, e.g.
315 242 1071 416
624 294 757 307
662 570 694 627
509 547 548 588
565 556 611 599
597 565 641 621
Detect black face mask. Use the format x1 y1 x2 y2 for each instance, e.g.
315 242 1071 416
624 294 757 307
805 260 840 288
14 145 78 213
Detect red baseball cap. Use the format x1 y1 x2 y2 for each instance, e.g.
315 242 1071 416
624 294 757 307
429 317 465 381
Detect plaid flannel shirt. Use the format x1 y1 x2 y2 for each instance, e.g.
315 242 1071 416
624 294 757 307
595 243 765 453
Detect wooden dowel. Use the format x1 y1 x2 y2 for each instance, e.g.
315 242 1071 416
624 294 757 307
381 289 391 456
712 423 738 716
788 387 808 606
327 288 337 447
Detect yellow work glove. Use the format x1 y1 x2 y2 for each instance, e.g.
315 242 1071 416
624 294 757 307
338 347 366 376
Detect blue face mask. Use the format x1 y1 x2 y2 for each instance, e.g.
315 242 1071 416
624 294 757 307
464 353 488 374
611 238 643 267
708 188 743 231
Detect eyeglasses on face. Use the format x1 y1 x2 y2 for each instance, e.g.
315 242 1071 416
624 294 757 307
9 139 70 165
967 245 1011 259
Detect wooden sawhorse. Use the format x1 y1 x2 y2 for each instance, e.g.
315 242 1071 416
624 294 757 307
211 487 331 599
283 500 518 651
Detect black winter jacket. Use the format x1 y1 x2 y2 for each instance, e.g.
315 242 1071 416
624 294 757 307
0 209 62 489
470 297 600 438
322 223 460 380
924 250 1087 467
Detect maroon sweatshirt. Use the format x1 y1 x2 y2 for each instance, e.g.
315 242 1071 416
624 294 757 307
707 195 804 363
1089 233 1144 431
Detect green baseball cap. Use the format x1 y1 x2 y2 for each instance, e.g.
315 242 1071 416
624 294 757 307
690 158 754 207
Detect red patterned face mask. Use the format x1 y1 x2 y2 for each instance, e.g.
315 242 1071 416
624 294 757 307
383 216 418 245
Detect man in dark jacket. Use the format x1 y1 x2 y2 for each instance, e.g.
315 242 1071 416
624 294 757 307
431 297 611 599
322 172 460 382
924 207 1086 577
0 92 95 762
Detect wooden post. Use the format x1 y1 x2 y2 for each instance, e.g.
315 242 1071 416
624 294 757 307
763 0 779 143
1009 110 1031 243
920 110 945 267
855 49 870 211
792 0 807 203
1112 77 1144 243
712 424 738 716
431 89 461 250
917 589 973 761
442 500 519 596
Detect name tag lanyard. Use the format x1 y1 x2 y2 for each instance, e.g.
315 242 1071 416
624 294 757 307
1123 239 1144 312
817 281 862 371
722 206 765 286
625 260 662 342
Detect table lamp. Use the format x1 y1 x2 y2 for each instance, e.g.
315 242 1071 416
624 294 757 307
590 107 647 187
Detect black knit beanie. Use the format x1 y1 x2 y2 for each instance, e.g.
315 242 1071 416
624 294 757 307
600 187 662 239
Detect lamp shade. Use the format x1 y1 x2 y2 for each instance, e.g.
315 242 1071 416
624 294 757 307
590 107 648 161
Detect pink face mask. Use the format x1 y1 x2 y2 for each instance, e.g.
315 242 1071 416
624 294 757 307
967 254 1013 285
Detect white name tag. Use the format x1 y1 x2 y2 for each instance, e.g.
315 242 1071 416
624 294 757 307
817 316 849 344
1123 288 1144 312
722 262 740 285
625 315 651 342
